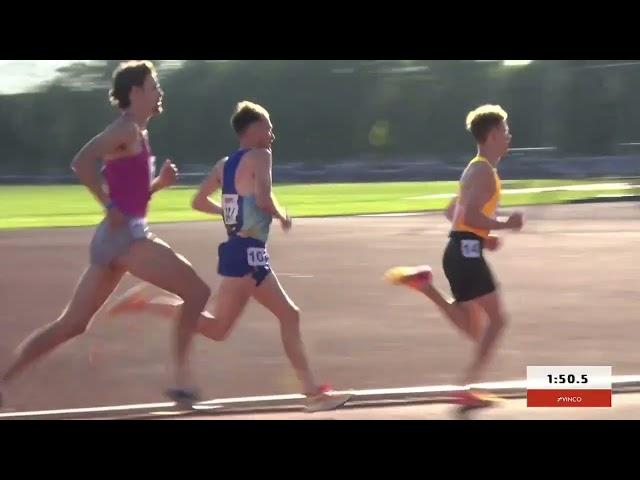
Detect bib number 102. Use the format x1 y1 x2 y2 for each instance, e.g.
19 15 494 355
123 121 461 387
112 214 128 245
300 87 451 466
247 247 268 266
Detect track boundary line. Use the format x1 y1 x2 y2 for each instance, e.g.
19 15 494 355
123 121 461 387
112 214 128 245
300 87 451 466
2 375 640 420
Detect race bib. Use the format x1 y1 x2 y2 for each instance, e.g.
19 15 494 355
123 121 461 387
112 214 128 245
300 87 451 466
222 194 239 225
247 247 269 267
129 217 149 240
148 155 157 183
461 239 481 258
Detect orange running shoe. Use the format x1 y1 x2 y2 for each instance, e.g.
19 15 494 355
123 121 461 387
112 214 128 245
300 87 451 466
108 284 153 317
384 265 433 291
455 389 503 410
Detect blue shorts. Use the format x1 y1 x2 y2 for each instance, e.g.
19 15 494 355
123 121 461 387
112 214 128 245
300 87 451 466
217 236 272 286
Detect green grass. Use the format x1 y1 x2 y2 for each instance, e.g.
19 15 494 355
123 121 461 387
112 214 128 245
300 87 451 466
0 179 637 230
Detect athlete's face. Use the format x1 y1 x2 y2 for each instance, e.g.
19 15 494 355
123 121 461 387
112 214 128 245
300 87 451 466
491 120 511 156
133 73 164 116
252 116 275 150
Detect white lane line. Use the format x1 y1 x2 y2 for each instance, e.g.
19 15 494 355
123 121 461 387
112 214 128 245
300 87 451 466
2 375 639 419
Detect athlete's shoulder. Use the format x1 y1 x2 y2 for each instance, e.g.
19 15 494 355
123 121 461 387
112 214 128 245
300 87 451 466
466 158 493 176
245 148 272 161
461 159 494 189
211 156 229 178
107 116 139 138
88 116 139 160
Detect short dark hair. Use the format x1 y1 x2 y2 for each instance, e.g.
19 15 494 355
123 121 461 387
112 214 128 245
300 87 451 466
230 101 270 135
465 104 508 144
109 60 156 109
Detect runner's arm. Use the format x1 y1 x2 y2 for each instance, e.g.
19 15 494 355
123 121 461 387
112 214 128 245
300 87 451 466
254 149 287 221
459 166 512 231
444 196 457 222
192 159 224 215
150 159 179 194
70 122 138 208
447 194 501 248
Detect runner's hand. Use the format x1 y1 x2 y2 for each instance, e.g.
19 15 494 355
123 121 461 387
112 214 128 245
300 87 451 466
505 212 524 231
158 159 178 187
484 235 502 251
280 212 292 232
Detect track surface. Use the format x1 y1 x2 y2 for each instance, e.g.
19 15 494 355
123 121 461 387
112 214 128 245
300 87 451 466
1 203 639 413
166 393 640 420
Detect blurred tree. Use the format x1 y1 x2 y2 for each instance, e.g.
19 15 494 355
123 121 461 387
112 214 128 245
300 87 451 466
0 60 633 175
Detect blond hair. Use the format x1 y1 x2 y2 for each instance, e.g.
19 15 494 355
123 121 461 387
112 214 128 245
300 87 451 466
230 101 270 134
465 104 508 143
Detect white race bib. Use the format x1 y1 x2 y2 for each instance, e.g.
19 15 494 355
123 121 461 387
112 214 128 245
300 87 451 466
129 217 149 240
148 155 157 183
461 239 481 258
222 194 239 225
247 247 269 266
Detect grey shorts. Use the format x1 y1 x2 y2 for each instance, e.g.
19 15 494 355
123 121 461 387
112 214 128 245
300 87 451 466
89 217 154 266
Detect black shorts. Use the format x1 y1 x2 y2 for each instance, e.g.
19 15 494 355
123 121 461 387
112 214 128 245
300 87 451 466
442 231 497 303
